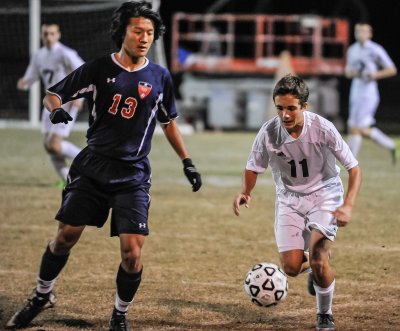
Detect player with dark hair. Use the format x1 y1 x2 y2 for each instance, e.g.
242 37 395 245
17 22 84 187
6 2 201 330
233 74 362 330
345 22 397 163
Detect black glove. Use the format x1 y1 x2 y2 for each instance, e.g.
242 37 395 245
183 158 202 192
49 108 73 124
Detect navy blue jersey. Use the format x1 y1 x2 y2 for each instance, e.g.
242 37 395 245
47 54 178 163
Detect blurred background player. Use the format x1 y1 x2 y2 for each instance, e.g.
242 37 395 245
233 74 362 331
17 23 84 186
345 22 397 164
7 2 201 331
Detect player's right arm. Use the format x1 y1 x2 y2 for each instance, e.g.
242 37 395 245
17 53 40 91
233 169 258 216
344 46 360 79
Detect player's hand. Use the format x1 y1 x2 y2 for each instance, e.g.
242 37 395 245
332 204 352 227
233 193 251 216
183 158 202 192
49 108 73 124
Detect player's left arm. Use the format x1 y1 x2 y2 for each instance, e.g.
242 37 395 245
332 165 362 227
161 119 188 160
369 66 397 80
162 120 202 192
369 46 397 80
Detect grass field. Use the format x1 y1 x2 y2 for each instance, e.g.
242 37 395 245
0 128 399 331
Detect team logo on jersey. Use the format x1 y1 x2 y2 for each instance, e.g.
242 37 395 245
138 81 152 99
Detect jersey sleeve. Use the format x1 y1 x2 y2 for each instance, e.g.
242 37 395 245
63 48 85 72
345 45 359 72
246 124 270 173
375 45 396 69
46 60 96 104
326 122 358 170
157 69 178 124
21 53 41 88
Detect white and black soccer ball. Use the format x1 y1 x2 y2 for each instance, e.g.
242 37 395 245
244 262 288 307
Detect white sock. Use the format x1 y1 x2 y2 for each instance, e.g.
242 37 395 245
347 134 362 157
50 155 69 181
60 140 81 159
314 279 335 315
370 127 395 150
114 293 133 314
36 276 57 295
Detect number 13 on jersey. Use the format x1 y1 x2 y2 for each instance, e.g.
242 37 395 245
108 94 138 119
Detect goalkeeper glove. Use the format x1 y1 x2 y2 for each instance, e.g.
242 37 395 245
49 108 73 124
183 158 202 192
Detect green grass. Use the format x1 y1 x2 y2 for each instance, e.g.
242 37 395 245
0 129 399 330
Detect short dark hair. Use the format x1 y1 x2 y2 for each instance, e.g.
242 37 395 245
272 74 309 106
110 1 166 49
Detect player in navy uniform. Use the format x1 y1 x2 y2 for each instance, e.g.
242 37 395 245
6 2 202 331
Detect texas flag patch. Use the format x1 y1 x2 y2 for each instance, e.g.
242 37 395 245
138 81 152 99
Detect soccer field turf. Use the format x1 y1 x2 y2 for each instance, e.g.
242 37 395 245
1 129 399 330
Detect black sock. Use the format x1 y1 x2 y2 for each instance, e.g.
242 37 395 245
116 264 143 303
38 244 69 284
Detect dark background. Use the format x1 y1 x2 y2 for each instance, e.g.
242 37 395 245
1 0 399 131
159 0 400 132
160 0 400 66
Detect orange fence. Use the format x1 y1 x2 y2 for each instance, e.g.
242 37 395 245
171 13 349 75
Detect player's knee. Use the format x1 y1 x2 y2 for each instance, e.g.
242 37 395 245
310 258 328 276
52 231 80 254
44 142 58 154
121 248 142 272
281 263 301 277
43 137 62 154
51 239 74 255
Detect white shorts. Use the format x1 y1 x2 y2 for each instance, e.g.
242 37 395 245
274 182 344 253
41 102 79 138
348 94 379 128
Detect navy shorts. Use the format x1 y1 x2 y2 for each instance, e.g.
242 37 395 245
55 162 151 237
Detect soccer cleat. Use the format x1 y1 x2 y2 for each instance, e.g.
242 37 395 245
390 148 396 165
308 273 316 296
6 291 56 329
109 313 131 331
316 313 336 330
56 179 67 189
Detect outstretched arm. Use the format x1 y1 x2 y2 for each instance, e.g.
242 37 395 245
332 165 362 227
162 120 202 192
233 169 258 216
161 120 189 160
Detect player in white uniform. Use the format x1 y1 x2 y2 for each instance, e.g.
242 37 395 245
345 23 397 163
233 75 362 331
17 23 84 185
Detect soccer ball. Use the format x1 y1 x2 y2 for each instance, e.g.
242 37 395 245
244 262 288 307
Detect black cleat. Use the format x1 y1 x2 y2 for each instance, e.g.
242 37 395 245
109 313 131 331
316 313 336 330
6 291 56 329
308 273 316 296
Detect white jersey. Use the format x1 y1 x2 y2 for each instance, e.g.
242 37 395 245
346 40 395 100
22 42 84 89
246 111 358 194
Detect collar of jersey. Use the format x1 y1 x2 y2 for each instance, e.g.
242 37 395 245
111 53 149 72
283 111 308 142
